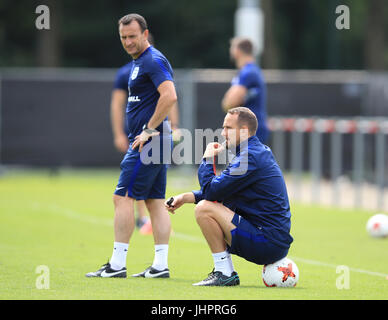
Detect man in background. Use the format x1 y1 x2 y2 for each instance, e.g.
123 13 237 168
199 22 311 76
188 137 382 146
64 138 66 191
222 37 269 144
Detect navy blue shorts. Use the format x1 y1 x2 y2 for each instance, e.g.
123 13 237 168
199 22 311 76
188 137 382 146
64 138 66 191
227 213 289 265
114 136 171 200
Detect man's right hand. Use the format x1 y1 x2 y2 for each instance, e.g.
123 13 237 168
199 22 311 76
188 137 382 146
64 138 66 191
114 133 129 153
164 194 186 214
203 142 225 159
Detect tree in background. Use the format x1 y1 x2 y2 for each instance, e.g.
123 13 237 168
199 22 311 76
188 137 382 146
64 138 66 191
365 0 386 70
261 0 279 69
0 0 386 70
36 0 63 67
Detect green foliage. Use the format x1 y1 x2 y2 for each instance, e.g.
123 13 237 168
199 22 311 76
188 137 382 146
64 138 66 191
0 0 386 69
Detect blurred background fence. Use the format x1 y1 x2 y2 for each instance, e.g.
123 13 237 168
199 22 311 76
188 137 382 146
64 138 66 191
1 68 387 211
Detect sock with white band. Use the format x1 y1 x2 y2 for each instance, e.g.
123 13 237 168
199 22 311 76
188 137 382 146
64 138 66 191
109 242 128 271
152 244 169 271
212 251 234 277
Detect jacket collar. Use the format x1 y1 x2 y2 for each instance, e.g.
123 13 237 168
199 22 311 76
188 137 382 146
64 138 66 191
230 135 259 155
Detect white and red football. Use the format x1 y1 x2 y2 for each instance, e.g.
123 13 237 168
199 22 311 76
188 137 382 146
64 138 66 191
262 257 299 288
366 214 388 238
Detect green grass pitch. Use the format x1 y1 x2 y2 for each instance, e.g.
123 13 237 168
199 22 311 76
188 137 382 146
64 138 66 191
1 168 388 300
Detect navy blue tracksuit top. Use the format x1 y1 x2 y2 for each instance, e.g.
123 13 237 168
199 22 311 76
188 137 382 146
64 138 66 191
193 136 293 249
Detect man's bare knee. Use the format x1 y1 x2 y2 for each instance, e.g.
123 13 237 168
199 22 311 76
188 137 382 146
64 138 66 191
195 200 212 219
195 200 213 212
113 194 134 208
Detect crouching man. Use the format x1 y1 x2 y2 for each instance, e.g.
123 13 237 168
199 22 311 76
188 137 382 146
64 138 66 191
165 107 293 286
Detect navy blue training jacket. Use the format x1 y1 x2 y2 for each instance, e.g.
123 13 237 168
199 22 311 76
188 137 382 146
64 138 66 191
192 136 293 249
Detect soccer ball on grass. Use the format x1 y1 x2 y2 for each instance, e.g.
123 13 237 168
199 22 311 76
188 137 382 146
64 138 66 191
262 257 299 287
366 214 388 238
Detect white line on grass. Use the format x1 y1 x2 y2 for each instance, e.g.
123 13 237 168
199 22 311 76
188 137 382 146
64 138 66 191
40 202 388 279
172 232 206 243
32 202 113 227
289 256 388 279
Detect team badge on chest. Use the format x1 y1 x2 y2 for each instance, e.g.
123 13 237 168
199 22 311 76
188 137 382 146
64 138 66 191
131 67 140 80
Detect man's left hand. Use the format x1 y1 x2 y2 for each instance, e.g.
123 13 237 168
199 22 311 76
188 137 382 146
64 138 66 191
132 130 160 152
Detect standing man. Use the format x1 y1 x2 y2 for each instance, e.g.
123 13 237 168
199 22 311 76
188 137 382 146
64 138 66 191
111 61 150 232
110 33 179 233
222 38 269 144
87 13 177 278
166 107 293 286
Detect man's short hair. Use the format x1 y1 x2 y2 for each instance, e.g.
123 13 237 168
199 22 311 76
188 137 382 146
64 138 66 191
228 107 258 136
118 13 148 32
231 37 254 56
